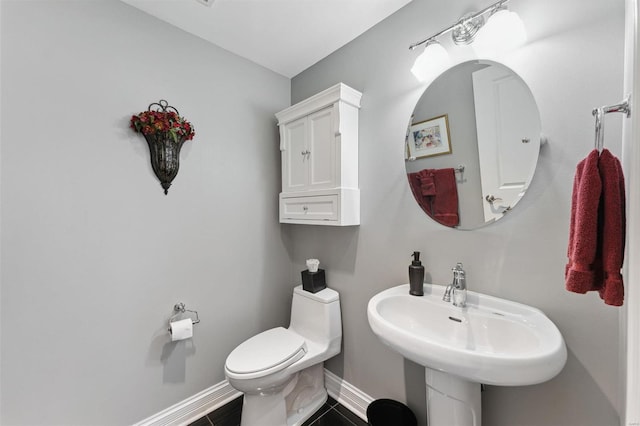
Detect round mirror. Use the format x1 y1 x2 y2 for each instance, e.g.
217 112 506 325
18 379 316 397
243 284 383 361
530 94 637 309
406 60 541 230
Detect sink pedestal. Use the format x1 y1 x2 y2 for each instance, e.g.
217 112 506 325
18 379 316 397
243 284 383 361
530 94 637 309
426 368 481 426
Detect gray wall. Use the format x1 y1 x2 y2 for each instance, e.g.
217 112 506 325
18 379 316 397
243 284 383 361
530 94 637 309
0 1 292 424
291 0 625 425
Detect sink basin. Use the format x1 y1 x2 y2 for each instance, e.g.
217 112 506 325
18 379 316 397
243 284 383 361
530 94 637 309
367 284 566 386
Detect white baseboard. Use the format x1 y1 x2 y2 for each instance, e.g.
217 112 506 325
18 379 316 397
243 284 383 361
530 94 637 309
133 381 241 426
133 369 372 426
324 369 374 421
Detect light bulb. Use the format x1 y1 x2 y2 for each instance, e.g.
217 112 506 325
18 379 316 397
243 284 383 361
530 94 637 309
473 8 526 58
410 41 451 83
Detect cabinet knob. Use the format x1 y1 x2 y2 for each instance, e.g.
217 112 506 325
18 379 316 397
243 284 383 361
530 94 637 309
303 205 309 212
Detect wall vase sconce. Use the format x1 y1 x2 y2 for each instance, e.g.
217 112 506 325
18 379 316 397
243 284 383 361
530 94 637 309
130 100 195 194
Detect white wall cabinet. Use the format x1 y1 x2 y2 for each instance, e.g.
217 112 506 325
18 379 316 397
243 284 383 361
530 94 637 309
276 83 362 225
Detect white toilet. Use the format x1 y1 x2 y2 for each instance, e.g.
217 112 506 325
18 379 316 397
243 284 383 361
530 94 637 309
224 285 342 426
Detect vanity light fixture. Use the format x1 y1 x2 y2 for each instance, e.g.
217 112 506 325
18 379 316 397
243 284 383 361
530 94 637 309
409 0 525 82
410 40 451 83
473 6 526 57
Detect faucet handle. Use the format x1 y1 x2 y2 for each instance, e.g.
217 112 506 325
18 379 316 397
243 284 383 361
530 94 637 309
452 263 465 283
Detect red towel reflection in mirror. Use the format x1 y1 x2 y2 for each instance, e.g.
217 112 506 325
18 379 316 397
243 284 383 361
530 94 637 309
408 168 459 227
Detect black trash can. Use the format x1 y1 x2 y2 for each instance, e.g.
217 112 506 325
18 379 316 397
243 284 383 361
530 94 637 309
366 399 417 426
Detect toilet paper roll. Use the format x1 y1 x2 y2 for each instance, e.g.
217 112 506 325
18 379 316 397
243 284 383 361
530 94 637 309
169 318 193 341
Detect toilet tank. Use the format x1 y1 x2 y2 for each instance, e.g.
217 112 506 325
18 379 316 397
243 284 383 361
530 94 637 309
289 286 342 350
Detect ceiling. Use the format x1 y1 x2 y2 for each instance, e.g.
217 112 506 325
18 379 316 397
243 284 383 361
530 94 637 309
120 0 413 78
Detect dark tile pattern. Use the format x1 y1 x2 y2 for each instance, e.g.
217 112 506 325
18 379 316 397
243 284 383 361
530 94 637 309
208 397 243 426
330 402 369 425
189 395 368 426
188 415 213 426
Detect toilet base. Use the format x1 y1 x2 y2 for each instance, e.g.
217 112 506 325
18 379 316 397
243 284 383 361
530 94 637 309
285 388 327 426
240 364 327 426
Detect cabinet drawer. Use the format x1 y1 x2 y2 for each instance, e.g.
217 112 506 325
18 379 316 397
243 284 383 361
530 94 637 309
280 195 338 221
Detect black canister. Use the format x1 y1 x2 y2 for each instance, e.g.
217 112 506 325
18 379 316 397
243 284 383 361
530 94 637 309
409 251 424 296
302 269 327 293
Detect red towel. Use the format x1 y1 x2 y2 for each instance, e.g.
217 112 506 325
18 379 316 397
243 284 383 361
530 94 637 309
597 149 625 306
408 170 432 215
408 168 459 227
566 150 602 293
418 173 436 196
565 149 626 306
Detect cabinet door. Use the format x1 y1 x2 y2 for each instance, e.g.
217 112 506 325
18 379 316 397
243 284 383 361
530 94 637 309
282 117 308 192
307 107 335 190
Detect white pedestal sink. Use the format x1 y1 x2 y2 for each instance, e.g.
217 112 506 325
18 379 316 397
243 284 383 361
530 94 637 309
367 284 567 426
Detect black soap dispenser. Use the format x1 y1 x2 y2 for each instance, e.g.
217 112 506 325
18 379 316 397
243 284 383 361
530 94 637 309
409 251 425 296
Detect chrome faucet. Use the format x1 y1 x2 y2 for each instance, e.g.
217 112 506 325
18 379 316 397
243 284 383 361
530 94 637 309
442 263 466 307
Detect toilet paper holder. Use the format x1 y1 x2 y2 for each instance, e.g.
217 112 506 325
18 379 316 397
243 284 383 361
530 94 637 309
168 302 200 331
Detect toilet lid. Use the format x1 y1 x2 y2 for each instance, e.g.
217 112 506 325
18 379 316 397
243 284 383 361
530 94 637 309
226 327 307 376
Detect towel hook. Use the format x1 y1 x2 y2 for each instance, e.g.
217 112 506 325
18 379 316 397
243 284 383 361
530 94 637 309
592 94 631 152
593 107 605 152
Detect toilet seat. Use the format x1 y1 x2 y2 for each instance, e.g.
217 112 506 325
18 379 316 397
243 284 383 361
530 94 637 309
225 327 307 380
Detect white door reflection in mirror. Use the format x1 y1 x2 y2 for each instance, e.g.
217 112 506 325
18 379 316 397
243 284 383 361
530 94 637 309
472 64 540 222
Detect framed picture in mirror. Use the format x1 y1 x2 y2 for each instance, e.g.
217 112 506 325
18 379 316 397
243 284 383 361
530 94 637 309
407 114 452 159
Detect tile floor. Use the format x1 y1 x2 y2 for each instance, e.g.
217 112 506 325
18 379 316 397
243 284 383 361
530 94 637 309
188 395 368 426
